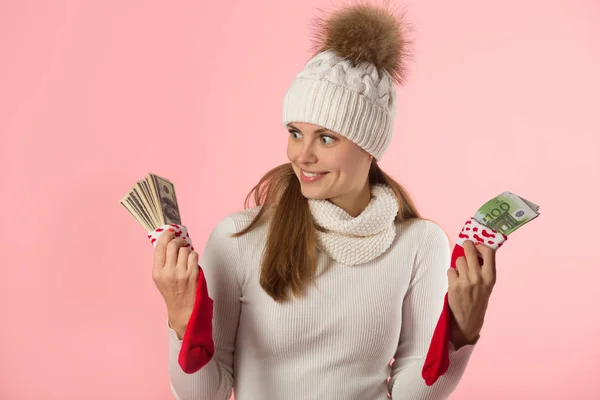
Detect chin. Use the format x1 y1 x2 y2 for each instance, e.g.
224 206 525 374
298 179 337 200
300 185 327 200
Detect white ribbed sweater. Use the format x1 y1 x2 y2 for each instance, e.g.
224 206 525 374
167 207 476 400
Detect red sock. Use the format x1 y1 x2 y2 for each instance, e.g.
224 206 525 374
421 218 507 385
149 225 215 374
178 266 215 373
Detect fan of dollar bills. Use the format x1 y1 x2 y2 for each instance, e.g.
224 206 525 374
120 173 183 233
472 192 540 235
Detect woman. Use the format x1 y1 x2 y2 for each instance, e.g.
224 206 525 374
152 3 497 399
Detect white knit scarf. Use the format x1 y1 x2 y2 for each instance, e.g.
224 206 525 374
308 184 399 266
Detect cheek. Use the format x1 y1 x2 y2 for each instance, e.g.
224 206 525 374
332 156 370 188
286 141 295 161
335 154 367 177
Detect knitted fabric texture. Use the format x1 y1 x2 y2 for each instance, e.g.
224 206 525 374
282 49 397 161
308 183 398 265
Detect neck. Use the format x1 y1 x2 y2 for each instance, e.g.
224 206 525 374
327 183 372 217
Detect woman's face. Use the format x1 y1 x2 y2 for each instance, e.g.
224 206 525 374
286 122 372 210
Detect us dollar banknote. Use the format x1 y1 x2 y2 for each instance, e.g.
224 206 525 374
148 173 182 225
120 173 182 232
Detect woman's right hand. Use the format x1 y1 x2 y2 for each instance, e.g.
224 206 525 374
152 229 199 340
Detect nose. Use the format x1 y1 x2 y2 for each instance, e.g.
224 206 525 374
295 141 317 164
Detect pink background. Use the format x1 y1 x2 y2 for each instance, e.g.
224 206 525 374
1 0 599 399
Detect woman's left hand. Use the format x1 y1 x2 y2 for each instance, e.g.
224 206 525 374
447 239 497 348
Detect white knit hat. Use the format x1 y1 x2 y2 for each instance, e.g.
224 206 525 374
282 3 410 161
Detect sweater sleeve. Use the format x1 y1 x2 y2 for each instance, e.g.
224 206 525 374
168 216 243 400
388 221 475 399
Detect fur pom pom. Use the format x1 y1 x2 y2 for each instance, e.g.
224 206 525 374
309 1 413 85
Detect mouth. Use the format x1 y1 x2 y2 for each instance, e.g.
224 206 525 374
300 169 329 183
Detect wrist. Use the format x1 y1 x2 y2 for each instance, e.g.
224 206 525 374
449 323 480 350
450 326 480 349
168 315 188 338
450 334 480 350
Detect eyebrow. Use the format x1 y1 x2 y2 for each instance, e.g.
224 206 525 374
287 124 332 134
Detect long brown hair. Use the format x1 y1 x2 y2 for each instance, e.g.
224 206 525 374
232 161 423 302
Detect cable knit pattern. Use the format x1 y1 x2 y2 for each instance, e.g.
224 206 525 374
308 184 399 265
282 49 397 161
297 50 396 110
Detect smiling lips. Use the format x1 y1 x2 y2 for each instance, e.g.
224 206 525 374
300 169 328 183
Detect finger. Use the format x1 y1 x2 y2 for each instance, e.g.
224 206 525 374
456 256 468 278
478 244 497 286
187 251 199 275
459 240 474 274
166 238 187 268
447 267 459 284
464 240 482 283
153 230 174 274
177 245 192 277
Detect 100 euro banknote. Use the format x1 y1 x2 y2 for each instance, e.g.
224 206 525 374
473 192 540 236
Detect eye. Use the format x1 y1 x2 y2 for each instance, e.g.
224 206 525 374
320 135 336 144
289 130 302 139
